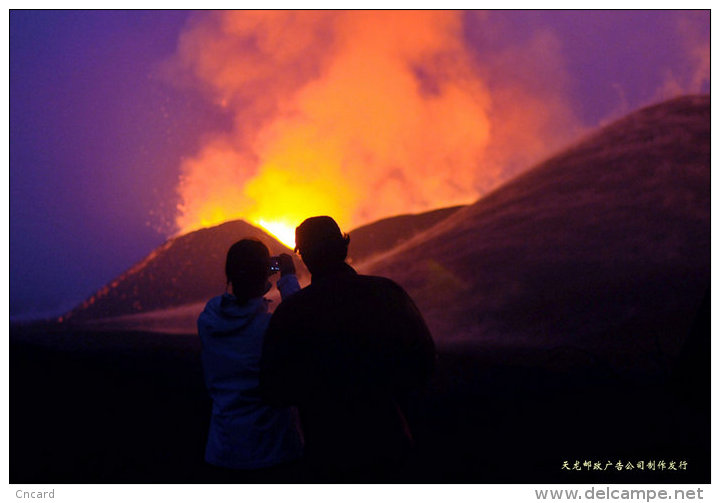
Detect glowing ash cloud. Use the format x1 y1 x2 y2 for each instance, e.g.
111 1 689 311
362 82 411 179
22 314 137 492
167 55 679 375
170 11 580 247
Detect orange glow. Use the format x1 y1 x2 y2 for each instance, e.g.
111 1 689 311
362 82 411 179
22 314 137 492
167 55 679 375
171 11 583 242
257 219 296 249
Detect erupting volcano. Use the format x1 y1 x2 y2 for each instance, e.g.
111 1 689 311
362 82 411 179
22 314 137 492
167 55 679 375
169 10 582 247
11 10 710 485
65 94 709 367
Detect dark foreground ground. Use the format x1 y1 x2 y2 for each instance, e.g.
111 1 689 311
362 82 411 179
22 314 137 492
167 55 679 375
10 318 709 484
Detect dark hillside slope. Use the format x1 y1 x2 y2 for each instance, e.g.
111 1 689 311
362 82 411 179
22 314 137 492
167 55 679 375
64 207 464 326
65 221 304 321
366 95 710 374
347 206 464 265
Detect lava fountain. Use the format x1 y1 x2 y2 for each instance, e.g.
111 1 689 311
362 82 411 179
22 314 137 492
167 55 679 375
169 10 581 248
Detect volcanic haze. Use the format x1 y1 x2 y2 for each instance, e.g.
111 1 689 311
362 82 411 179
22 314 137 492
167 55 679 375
169 10 583 245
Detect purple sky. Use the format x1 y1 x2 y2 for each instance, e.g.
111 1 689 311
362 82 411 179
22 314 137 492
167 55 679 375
9 10 710 320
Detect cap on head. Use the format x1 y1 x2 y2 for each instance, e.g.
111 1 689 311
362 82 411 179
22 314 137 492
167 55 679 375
294 216 344 253
294 216 350 271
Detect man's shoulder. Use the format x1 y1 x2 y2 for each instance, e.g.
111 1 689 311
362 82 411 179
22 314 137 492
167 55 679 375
356 272 398 285
355 273 407 294
271 283 315 318
272 270 408 313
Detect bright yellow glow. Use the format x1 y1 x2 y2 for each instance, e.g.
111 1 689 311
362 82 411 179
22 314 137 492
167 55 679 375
198 206 230 229
258 219 296 249
173 11 521 244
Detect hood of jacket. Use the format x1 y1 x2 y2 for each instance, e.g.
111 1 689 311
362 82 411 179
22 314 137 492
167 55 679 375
198 294 269 336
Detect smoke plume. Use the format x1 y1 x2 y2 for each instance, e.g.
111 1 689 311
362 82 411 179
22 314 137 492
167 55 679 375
170 11 581 247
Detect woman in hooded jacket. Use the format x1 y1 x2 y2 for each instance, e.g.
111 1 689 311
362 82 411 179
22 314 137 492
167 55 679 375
198 238 303 482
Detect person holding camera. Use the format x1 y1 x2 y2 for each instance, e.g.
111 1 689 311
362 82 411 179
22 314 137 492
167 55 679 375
198 238 303 482
260 216 436 482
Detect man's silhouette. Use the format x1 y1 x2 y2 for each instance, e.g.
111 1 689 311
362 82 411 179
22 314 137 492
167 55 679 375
260 216 435 482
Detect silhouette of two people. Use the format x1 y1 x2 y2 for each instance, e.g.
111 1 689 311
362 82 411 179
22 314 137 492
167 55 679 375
198 216 435 482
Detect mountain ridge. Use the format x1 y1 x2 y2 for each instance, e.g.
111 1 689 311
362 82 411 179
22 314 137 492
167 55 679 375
364 94 709 371
64 94 709 366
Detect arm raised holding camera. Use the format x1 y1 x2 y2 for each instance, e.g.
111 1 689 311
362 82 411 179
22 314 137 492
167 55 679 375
273 253 301 300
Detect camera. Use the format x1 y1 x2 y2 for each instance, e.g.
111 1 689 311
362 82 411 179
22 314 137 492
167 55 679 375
269 256 281 273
